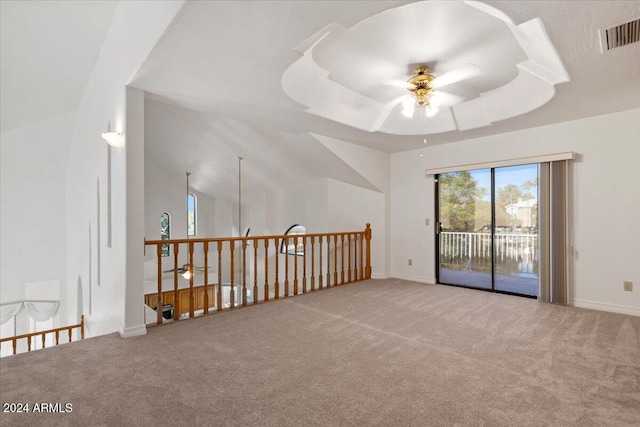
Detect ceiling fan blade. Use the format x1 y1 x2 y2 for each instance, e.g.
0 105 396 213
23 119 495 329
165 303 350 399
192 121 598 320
378 77 413 90
432 64 482 88
430 91 466 108
383 94 409 107
162 268 188 274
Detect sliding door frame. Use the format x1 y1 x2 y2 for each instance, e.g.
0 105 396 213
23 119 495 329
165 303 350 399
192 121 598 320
434 167 537 299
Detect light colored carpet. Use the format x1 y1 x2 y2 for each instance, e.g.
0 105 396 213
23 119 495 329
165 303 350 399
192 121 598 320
1 279 639 426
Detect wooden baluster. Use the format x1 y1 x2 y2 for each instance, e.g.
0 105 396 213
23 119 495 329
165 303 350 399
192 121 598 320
284 237 290 297
173 242 180 321
340 234 345 285
264 239 269 302
274 237 280 299
203 242 209 315
352 234 357 282
334 234 338 286
253 238 258 304
156 244 163 325
242 240 248 307
293 236 298 295
217 241 223 311
81 315 85 339
12 338 17 355
189 241 195 318
55 330 60 345
359 233 364 280
229 240 235 309
326 235 331 287
365 224 372 279
348 233 352 283
310 236 315 291
353 233 357 282
302 235 307 293
67 328 72 343
41 332 46 348
318 236 323 289
27 336 31 352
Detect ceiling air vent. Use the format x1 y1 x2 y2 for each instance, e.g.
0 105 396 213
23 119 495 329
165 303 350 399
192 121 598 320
601 18 640 52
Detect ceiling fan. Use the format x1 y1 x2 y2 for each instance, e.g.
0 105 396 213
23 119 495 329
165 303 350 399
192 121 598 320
163 263 210 280
384 63 482 118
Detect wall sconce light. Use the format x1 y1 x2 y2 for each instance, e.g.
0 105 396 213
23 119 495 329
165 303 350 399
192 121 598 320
101 121 124 148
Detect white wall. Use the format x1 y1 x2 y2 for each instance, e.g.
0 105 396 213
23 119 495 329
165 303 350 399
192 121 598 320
390 109 640 316
326 179 385 277
1 112 74 307
64 1 185 337
314 135 391 274
144 159 218 242
390 149 433 283
304 179 330 234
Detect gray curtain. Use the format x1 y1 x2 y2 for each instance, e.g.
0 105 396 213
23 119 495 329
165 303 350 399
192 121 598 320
538 160 570 304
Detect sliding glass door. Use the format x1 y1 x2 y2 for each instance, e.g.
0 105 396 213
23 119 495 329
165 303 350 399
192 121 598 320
493 165 538 296
437 168 492 289
436 164 539 297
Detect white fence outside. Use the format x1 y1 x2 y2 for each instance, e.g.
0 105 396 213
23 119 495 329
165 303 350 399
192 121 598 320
439 232 538 275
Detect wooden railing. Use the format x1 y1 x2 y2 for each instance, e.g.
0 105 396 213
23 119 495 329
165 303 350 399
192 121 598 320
0 315 85 356
144 224 372 325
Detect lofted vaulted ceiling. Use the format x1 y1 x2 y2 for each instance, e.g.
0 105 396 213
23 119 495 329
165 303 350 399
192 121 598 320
3 1 639 200
0 0 119 133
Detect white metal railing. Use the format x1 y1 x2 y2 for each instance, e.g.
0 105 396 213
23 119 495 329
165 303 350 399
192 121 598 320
439 232 538 274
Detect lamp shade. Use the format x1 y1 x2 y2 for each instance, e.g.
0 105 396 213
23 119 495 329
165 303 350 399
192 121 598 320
101 131 124 147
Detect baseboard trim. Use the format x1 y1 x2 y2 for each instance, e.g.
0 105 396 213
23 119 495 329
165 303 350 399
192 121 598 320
119 324 147 338
388 273 436 285
571 299 640 317
370 272 390 280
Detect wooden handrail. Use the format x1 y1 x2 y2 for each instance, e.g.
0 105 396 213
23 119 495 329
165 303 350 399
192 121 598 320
144 224 372 325
144 228 370 245
0 315 84 356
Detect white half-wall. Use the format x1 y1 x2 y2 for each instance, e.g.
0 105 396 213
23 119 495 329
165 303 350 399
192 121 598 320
390 109 640 316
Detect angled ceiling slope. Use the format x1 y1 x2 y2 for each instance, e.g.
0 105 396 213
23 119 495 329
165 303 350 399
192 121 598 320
281 0 570 136
0 0 119 132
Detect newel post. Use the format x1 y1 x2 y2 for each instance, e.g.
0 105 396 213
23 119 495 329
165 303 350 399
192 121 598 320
364 223 372 279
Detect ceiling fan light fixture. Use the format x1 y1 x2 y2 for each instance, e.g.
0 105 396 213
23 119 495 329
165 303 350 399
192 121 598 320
407 65 436 108
402 105 415 118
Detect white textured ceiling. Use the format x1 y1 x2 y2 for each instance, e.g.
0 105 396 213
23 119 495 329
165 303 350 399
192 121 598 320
281 1 571 135
0 0 119 133
132 0 640 152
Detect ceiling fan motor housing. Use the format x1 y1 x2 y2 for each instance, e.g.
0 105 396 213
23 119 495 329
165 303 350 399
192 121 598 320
408 65 436 106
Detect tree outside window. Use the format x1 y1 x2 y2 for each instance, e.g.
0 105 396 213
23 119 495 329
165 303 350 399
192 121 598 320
161 213 170 257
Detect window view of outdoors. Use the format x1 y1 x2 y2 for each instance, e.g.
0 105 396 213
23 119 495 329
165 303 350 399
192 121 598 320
187 194 196 236
438 164 538 296
281 225 306 255
160 213 170 257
